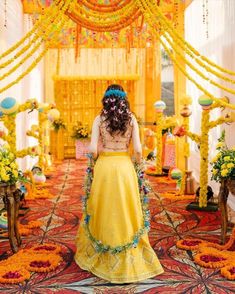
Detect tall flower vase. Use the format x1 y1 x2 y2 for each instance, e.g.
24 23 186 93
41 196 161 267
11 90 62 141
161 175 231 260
75 139 89 160
184 171 195 195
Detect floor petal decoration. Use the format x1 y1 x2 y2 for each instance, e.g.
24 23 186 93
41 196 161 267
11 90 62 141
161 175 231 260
0 159 234 292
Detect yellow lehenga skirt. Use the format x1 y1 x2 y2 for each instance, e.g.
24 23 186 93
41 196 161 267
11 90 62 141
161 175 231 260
75 152 164 283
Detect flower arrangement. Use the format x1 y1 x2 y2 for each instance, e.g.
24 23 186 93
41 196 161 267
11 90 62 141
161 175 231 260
52 118 66 132
211 131 235 182
0 147 20 184
71 122 89 140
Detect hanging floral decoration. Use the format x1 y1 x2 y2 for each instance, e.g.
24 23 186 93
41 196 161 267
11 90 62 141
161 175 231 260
82 154 150 254
176 228 235 280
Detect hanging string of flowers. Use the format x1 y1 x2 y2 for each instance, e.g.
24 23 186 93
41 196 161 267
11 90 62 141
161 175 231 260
0 0 65 70
80 0 131 12
0 0 61 61
0 1 71 83
82 154 150 254
140 0 235 77
135 0 235 110
67 9 141 32
77 0 136 19
0 5 72 94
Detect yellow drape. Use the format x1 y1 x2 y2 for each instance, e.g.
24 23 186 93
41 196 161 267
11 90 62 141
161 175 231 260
54 78 137 158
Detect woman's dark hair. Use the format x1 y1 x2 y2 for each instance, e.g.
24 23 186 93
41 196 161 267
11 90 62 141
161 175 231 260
101 84 132 136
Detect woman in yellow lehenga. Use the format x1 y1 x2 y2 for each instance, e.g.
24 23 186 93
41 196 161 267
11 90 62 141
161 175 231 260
75 84 164 283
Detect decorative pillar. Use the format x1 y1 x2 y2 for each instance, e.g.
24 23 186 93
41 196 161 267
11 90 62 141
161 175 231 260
145 42 161 122
173 9 186 171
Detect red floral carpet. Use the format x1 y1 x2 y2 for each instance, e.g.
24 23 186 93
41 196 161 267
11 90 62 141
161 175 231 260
0 159 235 293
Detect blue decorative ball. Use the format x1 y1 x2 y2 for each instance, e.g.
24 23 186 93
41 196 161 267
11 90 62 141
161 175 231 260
0 97 19 114
154 100 166 113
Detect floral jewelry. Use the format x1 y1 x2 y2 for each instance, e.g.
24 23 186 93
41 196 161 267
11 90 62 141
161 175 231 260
104 89 127 99
82 154 150 255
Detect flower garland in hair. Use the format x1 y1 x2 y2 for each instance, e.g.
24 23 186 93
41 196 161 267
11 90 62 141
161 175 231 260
104 89 127 99
82 154 150 254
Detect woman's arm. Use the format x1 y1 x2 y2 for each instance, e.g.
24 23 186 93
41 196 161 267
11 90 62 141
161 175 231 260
132 116 142 163
89 115 100 159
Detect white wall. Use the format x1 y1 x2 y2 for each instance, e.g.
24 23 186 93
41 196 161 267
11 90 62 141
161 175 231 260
0 0 44 170
185 0 235 193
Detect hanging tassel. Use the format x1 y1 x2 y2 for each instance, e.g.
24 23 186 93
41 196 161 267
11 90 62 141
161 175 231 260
56 48 61 76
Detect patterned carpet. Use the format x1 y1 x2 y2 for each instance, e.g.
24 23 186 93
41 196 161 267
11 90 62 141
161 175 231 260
0 159 235 293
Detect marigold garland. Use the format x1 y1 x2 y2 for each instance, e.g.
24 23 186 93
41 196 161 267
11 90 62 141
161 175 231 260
80 0 132 12
0 0 62 60
141 0 235 78
176 238 206 250
0 265 30 284
77 0 136 19
177 228 235 280
0 243 63 284
25 254 62 273
160 192 195 201
0 0 65 70
136 0 235 110
221 264 235 280
29 243 61 255
0 0 72 94
194 248 231 269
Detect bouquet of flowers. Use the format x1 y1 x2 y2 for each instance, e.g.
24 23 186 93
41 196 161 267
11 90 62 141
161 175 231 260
0 147 21 184
211 131 235 182
52 118 66 132
71 122 89 139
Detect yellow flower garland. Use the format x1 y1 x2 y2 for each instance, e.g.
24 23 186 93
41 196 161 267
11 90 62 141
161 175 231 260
0 0 61 60
136 0 235 110
0 0 65 69
0 0 73 94
76 0 136 20
140 0 235 77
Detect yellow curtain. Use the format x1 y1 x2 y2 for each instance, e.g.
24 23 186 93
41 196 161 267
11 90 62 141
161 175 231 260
54 78 137 158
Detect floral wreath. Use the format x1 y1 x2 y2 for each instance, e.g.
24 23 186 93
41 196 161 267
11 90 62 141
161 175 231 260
82 154 150 254
104 89 126 99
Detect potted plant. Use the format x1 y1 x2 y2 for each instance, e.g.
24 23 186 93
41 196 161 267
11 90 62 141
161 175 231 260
0 147 21 186
211 131 235 194
71 122 90 160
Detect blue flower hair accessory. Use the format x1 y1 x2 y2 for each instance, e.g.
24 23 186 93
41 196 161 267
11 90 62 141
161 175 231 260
104 89 126 99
